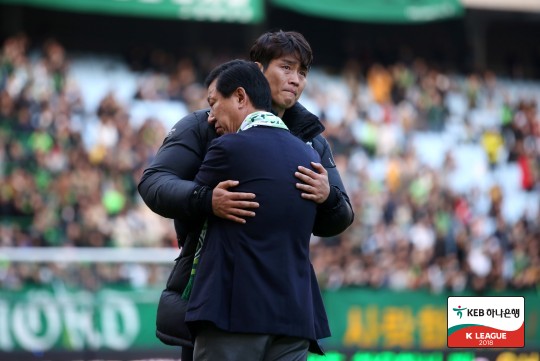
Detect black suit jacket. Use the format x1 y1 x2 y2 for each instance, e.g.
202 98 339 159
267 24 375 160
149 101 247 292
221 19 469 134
185 126 329 343
142 105 349 351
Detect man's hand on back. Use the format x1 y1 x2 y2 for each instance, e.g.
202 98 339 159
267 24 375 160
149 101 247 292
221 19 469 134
295 162 330 204
212 180 259 223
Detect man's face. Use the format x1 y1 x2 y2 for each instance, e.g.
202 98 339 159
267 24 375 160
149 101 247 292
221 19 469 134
207 79 241 135
262 54 307 117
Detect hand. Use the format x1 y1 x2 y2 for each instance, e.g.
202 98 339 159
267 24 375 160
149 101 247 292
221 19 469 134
212 180 258 224
295 162 330 204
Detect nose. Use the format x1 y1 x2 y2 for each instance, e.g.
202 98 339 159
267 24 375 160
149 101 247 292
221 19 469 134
289 71 300 86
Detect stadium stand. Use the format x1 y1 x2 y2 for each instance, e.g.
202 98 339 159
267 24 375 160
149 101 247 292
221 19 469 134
1 32 539 296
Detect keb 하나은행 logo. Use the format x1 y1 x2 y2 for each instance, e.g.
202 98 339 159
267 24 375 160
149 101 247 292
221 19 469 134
447 296 525 348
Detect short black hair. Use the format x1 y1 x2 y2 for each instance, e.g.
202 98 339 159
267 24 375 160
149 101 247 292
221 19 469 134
249 30 313 72
204 59 272 112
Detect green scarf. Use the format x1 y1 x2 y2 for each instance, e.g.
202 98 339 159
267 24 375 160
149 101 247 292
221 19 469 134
181 110 288 300
238 111 289 132
181 222 206 299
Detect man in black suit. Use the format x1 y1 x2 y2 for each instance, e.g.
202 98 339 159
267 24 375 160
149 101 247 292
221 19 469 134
185 59 323 361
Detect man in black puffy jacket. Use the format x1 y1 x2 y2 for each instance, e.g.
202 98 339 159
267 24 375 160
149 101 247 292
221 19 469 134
137 30 354 360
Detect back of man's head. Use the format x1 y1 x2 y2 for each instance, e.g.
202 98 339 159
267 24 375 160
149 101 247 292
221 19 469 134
249 30 313 71
204 59 272 112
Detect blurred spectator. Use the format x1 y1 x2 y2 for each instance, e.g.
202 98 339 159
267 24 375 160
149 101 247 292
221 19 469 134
1 34 539 293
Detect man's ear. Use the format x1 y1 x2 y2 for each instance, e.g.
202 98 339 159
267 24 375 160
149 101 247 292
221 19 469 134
235 87 247 109
254 62 264 72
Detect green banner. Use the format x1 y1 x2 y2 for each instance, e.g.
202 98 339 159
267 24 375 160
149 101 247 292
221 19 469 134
270 0 464 23
321 288 540 350
1 286 537 353
0 286 165 351
0 0 264 23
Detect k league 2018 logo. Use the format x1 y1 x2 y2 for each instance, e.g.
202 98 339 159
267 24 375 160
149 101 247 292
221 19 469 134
447 296 525 348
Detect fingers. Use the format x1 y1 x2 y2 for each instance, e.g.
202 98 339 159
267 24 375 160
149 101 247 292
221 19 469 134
218 204 258 224
294 163 330 204
296 183 319 200
299 192 318 201
212 180 258 222
230 192 257 201
223 211 255 224
310 162 327 174
294 170 311 184
230 200 259 211
225 215 248 224
215 180 256 200
295 169 319 185
295 162 327 181
216 180 239 190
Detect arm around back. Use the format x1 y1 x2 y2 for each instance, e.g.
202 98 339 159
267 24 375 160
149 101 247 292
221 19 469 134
311 135 354 237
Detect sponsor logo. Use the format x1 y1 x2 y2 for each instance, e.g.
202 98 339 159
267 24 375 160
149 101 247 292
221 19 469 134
447 296 524 348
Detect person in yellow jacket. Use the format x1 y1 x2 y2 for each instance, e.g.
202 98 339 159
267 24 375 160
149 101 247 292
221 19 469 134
481 127 504 170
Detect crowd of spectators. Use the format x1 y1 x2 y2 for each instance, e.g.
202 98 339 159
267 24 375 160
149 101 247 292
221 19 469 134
0 34 539 294
308 62 540 294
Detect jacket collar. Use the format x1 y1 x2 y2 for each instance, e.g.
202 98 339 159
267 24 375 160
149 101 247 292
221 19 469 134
281 102 325 143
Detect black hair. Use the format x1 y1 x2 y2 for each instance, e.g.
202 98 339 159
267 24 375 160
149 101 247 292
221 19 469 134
204 59 272 112
249 30 313 72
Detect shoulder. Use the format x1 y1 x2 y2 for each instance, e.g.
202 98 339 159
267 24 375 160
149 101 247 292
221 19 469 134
282 103 325 142
311 135 337 167
164 109 212 140
212 128 279 150
206 132 238 151
311 134 330 152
